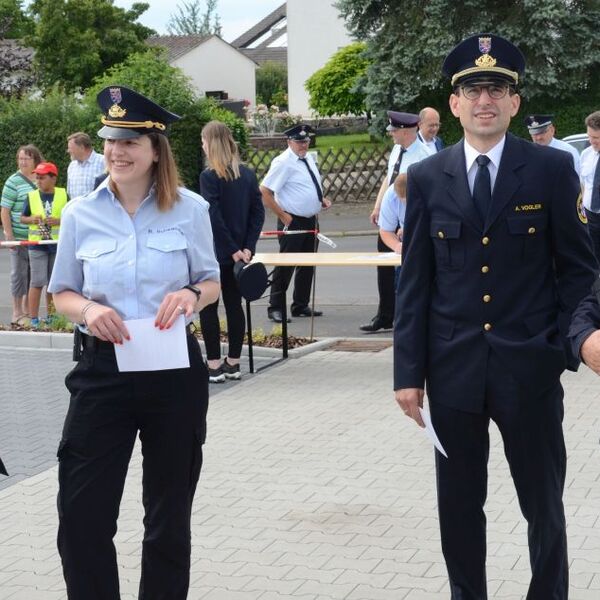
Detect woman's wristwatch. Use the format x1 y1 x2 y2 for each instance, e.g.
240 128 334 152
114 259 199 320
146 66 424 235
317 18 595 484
183 284 201 300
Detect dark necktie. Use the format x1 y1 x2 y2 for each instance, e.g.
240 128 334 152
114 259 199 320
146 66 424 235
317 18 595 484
300 157 323 204
591 153 600 212
389 147 406 186
473 154 492 222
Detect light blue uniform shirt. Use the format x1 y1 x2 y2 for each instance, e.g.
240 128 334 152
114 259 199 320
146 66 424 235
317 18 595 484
261 148 322 217
48 181 220 324
379 185 406 232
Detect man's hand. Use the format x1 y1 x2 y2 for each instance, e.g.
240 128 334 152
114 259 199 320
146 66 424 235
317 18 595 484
581 329 600 375
395 388 425 427
322 198 332 210
280 212 293 227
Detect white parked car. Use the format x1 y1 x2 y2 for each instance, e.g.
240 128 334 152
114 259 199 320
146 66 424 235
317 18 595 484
562 133 590 155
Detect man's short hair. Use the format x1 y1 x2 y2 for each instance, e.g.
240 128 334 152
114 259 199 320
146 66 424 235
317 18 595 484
67 132 93 149
585 111 600 131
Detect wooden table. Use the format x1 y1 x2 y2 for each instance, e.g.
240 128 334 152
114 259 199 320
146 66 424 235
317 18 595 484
246 252 402 372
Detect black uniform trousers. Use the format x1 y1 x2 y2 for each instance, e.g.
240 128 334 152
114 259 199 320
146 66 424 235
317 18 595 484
268 214 318 314
585 209 600 267
200 262 246 360
430 350 567 600
57 333 208 600
376 233 396 323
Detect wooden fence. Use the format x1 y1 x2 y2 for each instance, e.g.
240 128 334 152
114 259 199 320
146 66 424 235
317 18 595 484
243 145 390 204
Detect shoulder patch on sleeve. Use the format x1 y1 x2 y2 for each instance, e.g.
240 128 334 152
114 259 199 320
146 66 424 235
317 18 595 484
577 193 588 224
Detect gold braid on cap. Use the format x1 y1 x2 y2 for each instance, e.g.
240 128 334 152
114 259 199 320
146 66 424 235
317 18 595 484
101 116 166 131
451 66 519 86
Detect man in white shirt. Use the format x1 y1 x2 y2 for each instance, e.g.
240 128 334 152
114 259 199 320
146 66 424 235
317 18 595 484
524 114 581 174
580 110 600 262
417 107 444 154
66 132 106 200
260 124 331 323
361 111 430 332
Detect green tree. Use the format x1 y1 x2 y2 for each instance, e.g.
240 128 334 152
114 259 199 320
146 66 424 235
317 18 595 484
167 0 222 36
0 0 34 38
256 61 287 107
337 0 600 133
27 0 154 92
305 42 368 117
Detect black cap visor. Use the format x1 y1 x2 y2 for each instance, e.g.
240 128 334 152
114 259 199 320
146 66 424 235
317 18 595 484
97 125 146 140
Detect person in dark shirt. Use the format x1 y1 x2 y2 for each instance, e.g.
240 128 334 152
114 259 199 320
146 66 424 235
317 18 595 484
199 121 265 382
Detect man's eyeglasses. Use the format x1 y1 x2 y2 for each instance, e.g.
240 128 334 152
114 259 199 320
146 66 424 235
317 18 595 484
459 84 512 100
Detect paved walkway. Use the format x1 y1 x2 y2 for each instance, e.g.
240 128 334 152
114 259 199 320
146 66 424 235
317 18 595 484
0 344 599 599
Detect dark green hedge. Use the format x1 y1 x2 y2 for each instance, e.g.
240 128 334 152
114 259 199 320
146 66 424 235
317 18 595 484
0 94 248 194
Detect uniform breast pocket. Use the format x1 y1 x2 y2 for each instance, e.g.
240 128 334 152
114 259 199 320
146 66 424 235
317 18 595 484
506 215 548 259
430 220 464 270
75 238 117 284
146 232 189 281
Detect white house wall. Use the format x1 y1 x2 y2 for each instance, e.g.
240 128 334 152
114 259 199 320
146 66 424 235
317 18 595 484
287 0 352 116
173 37 257 104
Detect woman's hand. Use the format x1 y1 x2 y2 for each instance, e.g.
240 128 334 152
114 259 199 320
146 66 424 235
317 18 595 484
84 303 130 344
155 288 197 330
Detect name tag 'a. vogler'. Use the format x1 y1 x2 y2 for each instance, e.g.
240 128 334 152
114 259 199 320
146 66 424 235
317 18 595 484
514 203 543 212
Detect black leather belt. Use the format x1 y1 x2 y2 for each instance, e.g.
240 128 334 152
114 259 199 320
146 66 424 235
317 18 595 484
73 323 196 360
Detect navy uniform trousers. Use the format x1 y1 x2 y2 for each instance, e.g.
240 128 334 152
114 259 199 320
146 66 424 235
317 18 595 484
268 214 319 314
430 350 567 600
376 232 395 323
57 333 208 600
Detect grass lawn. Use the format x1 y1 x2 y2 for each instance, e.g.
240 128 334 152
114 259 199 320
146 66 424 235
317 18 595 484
316 132 389 149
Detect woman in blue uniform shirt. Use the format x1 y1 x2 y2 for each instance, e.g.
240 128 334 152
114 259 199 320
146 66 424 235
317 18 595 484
199 120 265 382
48 86 220 600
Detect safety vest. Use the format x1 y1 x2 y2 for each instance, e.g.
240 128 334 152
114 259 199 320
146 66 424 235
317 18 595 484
28 188 68 241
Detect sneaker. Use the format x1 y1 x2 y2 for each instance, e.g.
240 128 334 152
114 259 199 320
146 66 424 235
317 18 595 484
222 359 242 380
208 365 225 383
30 317 40 328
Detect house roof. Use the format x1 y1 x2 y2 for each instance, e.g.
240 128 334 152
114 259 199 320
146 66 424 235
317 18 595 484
147 34 258 67
146 34 211 62
231 3 286 49
240 47 287 67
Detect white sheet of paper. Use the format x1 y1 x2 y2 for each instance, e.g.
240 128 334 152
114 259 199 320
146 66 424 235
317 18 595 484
114 316 189 372
419 406 448 458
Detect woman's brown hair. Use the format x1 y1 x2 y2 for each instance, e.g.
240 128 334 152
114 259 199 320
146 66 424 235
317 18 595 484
201 120 241 181
16 144 43 167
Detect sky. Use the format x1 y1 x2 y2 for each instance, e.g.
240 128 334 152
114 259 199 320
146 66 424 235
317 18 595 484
113 0 285 43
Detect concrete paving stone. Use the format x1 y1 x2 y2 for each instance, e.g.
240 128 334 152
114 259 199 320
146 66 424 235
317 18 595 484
344 584 411 599
270 552 331 570
387 573 448 593
257 593 318 600
233 562 296 580
243 575 305 595
1 346 600 598
402 590 445 600
293 579 358 598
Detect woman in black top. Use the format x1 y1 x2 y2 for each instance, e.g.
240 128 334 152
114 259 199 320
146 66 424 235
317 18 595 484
199 121 265 382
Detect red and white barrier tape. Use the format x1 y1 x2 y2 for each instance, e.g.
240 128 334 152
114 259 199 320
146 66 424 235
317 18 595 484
0 239 57 248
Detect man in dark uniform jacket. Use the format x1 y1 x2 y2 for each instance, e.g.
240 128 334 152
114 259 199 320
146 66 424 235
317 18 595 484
394 33 597 599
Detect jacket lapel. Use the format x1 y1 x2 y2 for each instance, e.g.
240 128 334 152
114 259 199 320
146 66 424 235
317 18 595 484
444 140 482 231
484 133 525 230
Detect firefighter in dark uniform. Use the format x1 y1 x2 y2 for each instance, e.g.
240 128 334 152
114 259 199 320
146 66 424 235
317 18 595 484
394 34 597 598
48 86 221 599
